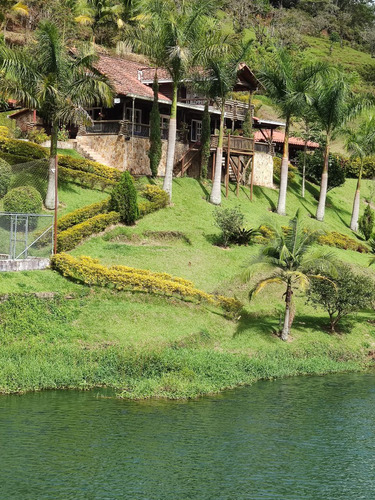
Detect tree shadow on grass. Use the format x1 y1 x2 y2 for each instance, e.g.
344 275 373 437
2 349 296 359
198 180 210 200
233 310 282 343
260 189 277 212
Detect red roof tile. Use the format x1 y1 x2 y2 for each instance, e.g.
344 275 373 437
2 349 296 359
254 130 319 148
95 54 171 102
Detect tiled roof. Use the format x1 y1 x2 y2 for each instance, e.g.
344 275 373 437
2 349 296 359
95 54 171 102
254 130 319 148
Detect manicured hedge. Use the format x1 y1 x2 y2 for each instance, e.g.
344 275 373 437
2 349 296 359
52 253 242 313
138 184 169 216
57 212 120 252
3 185 42 214
0 136 47 160
57 198 110 232
58 155 121 182
59 166 116 190
0 158 12 198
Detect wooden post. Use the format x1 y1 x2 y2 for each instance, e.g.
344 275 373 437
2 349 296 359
250 155 254 202
181 156 184 177
225 133 231 198
236 156 240 198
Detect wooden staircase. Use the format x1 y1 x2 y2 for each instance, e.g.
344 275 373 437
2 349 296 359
174 143 201 177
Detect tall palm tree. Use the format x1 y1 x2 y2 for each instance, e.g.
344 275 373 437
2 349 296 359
258 50 325 216
0 21 114 209
125 0 218 201
195 38 252 205
312 70 370 222
244 210 334 341
343 114 375 232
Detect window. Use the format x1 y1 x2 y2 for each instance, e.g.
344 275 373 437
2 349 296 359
160 115 169 130
125 107 142 133
191 119 202 142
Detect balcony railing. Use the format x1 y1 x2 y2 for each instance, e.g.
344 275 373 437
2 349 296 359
179 98 250 121
210 135 254 152
86 120 169 139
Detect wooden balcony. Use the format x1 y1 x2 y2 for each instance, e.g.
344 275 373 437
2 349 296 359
210 135 254 153
179 98 250 121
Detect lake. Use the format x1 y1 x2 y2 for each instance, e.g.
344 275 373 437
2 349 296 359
1 373 374 499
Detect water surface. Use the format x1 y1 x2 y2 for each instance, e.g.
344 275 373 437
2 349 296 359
1 373 374 499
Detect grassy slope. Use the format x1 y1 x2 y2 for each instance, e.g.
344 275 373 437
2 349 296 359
1 176 374 398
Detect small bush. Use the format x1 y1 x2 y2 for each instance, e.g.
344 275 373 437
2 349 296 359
27 128 49 145
0 126 10 138
296 150 346 190
143 184 169 206
346 156 375 179
359 205 374 241
57 212 120 252
0 158 12 198
231 227 261 246
110 171 139 225
57 126 69 142
3 185 42 214
213 207 245 246
273 156 297 182
318 231 369 253
57 198 110 232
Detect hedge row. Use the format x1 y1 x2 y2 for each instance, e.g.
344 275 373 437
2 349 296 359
51 253 242 313
57 212 120 252
58 155 121 182
59 166 116 190
0 136 47 160
57 199 111 232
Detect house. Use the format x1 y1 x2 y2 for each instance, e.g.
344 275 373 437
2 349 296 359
9 108 44 133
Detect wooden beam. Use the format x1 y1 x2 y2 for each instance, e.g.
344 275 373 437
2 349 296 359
250 155 255 202
225 133 231 198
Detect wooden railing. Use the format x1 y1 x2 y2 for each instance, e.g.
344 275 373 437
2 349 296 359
179 98 250 121
210 135 254 152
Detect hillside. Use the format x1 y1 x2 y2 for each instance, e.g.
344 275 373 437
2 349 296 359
1 174 374 398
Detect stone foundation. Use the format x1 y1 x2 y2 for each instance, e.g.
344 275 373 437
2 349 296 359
0 258 50 272
251 152 274 189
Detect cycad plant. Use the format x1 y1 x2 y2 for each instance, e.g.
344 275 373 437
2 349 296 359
258 50 324 216
125 0 218 201
343 113 375 232
0 21 114 209
312 69 370 222
245 210 334 341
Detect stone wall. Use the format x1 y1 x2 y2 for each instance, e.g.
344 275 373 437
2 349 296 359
251 152 274 189
76 135 190 177
0 258 50 272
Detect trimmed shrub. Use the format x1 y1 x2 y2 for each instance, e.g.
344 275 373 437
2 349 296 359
143 184 169 206
0 126 10 138
58 155 121 182
57 198 110 232
52 253 242 313
296 150 346 191
57 212 120 252
0 158 12 198
110 171 139 225
359 205 374 241
3 186 42 214
0 152 33 165
59 166 115 190
318 231 369 253
0 136 47 160
346 156 375 179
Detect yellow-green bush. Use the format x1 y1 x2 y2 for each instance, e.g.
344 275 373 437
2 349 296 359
51 253 242 313
57 199 111 232
346 156 375 179
0 136 47 159
273 157 297 181
59 166 115 190
318 231 369 253
58 155 121 182
57 212 120 252
138 184 169 217
0 126 10 138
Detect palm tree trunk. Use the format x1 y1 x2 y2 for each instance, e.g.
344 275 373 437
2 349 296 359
210 100 225 205
163 82 178 202
45 125 58 210
302 140 307 198
350 159 363 232
277 117 290 216
281 280 293 341
316 137 330 222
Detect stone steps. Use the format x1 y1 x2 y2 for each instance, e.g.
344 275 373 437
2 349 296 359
75 141 109 166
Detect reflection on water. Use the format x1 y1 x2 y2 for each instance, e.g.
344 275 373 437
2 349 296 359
0 373 375 499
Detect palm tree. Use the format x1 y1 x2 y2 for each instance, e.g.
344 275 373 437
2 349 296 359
245 210 334 341
0 21 114 209
258 50 324 216
73 0 124 41
312 69 370 222
194 38 252 205
125 0 218 201
343 114 375 232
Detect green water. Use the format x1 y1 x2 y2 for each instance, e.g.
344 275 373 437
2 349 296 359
1 373 375 499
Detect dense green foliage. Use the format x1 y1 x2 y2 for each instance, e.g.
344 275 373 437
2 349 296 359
297 150 347 191
110 171 139 225
0 157 11 198
200 101 211 179
148 75 162 177
3 185 42 214
358 204 375 240
213 207 245 246
0 136 47 160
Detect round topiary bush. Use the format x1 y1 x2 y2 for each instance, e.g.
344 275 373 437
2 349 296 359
0 158 12 199
3 185 43 214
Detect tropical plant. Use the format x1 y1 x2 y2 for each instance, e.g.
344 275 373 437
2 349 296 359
73 0 124 42
307 264 375 332
312 69 371 221
125 0 218 201
0 21 114 209
258 50 324 215
343 114 375 231
148 74 162 177
245 210 334 341
358 204 374 240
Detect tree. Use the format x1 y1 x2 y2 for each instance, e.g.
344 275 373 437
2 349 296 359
343 114 375 232
200 100 210 179
0 21 114 209
358 204 375 240
307 264 375 332
245 210 334 341
196 38 252 205
148 74 162 177
110 170 139 224
312 69 370 222
126 0 218 201
258 50 324 216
